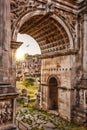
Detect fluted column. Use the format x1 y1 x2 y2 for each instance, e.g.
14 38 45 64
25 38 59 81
0 0 11 83
83 12 87 79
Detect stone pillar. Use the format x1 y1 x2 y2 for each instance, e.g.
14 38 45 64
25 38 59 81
72 11 87 125
83 11 87 126
0 0 11 83
0 1 18 129
11 41 22 87
83 12 87 79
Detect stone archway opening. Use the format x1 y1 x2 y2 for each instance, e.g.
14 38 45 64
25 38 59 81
16 33 41 81
11 11 74 118
48 77 58 110
11 12 74 111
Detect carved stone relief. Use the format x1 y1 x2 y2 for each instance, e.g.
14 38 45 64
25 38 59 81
11 0 53 29
0 100 13 125
10 0 76 37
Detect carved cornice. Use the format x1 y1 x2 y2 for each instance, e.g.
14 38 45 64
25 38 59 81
10 0 85 30
11 41 23 49
10 0 85 32
40 49 78 59
77 0 87 13
52 0 86 13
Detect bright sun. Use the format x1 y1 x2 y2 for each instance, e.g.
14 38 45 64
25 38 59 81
16 48 25 60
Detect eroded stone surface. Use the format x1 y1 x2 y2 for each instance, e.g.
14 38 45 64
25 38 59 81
16 108 87 130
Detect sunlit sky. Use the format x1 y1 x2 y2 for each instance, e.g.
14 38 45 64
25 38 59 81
16 33 41 59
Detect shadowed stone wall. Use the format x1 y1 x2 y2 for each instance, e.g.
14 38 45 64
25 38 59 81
0 0 11 83
0 0 18 129
41 55 76 121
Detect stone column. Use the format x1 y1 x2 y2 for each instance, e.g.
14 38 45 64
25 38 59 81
0 0 11 83
72 10 87 125
0 1 18 129
11 41 22 87
83 12 87 79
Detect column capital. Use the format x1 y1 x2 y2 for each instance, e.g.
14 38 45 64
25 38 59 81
11 41 23 49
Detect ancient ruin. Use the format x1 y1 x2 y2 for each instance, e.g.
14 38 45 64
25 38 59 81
0 0 87 129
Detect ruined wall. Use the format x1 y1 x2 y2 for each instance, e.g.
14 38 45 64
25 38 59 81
41 55 76 121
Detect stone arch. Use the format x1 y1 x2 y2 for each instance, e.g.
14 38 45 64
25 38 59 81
47 75 60 110
51 14 74 49
12 10 45 40
47 75 60 86
12 10 74 50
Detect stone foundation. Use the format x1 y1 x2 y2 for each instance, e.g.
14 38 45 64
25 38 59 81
0 83 18 130
72 107 87 125
72 79 87 125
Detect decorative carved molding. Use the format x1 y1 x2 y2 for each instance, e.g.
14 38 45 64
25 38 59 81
40 49 78 59
11 0 54 29
10 0 86 36
11 41 23 49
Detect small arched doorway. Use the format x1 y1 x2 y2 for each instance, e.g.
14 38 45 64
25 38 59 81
48 77 58 110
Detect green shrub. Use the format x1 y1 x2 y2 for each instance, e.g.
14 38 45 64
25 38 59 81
23 77 34 87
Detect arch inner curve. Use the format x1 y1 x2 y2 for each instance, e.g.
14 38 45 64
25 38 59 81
19 14 71 55
48 77 58 110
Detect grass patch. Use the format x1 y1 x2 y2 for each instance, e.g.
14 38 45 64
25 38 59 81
16 81 39 98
